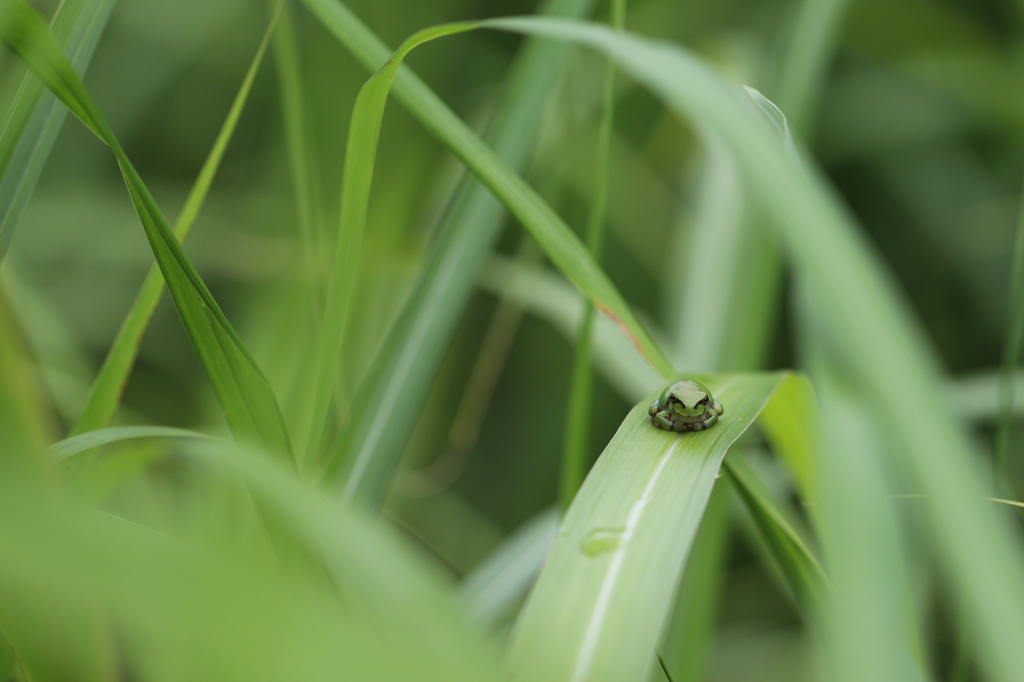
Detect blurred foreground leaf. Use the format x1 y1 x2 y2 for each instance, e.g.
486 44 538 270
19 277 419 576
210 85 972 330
49 425 215 464
0 442 505 682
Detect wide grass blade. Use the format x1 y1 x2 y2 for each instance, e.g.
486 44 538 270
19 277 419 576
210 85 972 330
0 0 293 459
0 0 116 259
0 285 116 682
758 372 820 501
802 324 929 682
0 450 505 682
505 372 792 682
657 484 731 682
71 3 281 437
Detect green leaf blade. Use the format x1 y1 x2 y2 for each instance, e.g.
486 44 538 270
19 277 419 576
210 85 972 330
314 13 673 503
0 0 117 258
49 426 215 464
71 4 280 436
0 0 293 460
506 372 789 682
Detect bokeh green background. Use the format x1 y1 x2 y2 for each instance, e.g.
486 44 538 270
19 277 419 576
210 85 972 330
2 0 1021 679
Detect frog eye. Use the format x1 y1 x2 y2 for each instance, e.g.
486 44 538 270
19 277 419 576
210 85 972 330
696 395 709 408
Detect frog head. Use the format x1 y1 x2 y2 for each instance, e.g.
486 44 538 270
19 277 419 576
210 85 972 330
660 380 712 419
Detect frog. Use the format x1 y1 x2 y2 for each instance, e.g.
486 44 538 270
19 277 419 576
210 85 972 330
648 380 724 432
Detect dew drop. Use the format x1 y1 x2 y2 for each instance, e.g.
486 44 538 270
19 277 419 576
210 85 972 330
581 527 625 556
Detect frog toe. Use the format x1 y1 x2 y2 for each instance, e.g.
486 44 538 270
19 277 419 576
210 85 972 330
654 412 675 431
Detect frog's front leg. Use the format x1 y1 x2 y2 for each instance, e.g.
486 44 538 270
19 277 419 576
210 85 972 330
652 411 682 431
696 410 718 430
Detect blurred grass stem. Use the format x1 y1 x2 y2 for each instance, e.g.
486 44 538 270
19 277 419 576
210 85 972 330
559 0 624 511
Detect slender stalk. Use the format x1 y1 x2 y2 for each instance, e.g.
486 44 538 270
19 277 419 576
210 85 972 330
559 0 625 511
994 165 1024 495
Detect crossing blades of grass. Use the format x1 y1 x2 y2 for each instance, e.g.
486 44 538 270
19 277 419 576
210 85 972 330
313 17 674 506
0 0 116 259
0 0 294 460
71 3 281 437
298 0 599 497
463 17 1024 679
505 372 792 682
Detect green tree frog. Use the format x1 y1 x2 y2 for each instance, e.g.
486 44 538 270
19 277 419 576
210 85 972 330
648 380 724 432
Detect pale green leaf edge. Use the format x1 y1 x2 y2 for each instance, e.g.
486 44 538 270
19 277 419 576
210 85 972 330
49 426 216 464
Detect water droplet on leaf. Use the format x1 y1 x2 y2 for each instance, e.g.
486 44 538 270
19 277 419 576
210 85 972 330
581 527 625 556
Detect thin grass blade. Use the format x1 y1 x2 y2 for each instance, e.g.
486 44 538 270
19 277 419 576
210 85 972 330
560 0 624 510
954 369 1024 420
0 0 293 459
270 0 326 290
722 453 826 615
49 426 216 465
297 23 490 464
994 167 1024 494
506 372 791 682
0 0 116 258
